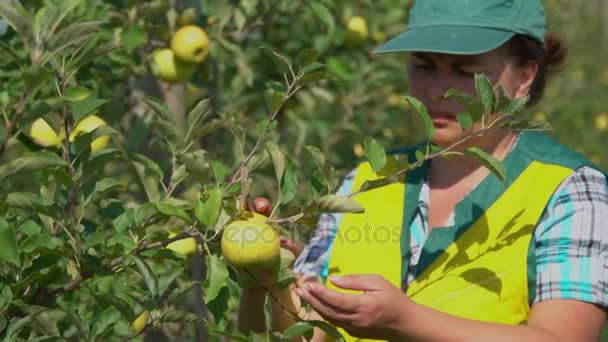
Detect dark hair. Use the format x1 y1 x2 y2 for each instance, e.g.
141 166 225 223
502 33 568 107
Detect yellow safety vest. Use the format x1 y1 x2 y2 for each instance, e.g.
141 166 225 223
324 132 593 341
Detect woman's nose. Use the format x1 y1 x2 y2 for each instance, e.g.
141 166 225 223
426 86 446 101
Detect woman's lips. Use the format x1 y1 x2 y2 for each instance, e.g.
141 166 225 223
430 111 456 125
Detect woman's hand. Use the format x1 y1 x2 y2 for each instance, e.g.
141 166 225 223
295 274 414 341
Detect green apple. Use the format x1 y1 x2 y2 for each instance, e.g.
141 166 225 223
30 117 65 148
221 212 280 270
170 25 210 63
152 48 197 83
166 232 198 256
130 311 150 334
345 16 369 46
69 115 111 153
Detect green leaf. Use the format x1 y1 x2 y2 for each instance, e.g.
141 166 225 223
20 220 42 236
20 234 63 253
157 266 185 298
266 143 285 186
283 321 314 340
23 65 54 95
161 310 204 324
18 101 56 128
309 3 335 33
0 282 12 311
5 192 61 219
297 71 329 87
456 113 473 130
264 294 273 333
444 88 486 120
208 329 250 342
474 73 495 114
65 41 119 77
184 98 212 145
168 280 201 305
258 47 291 74
312 195 364 213
195 187 222 228
281 158 298 204
297 49 320 67
89 307 120 341
0 0 32 42
264 89 285 114
121 25 147 53
301 61 325 74
363 137 387 172
94 293 135 322
63 86 92 102
203 255 229 303
463 147 507 182
131 154 163 202
358 177 398 193
70 99 108 124
143 96 178 123
156 202 192 223
44 21 100 63
132 256 159 299
404 96 435 139
5 317 32 340
0 219 19 267
84 178 123 207
0 315 6 335
308 320 345 341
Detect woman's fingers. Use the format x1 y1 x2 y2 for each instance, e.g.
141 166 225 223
280 236 302 257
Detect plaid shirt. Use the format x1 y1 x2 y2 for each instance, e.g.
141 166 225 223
294 160 608 308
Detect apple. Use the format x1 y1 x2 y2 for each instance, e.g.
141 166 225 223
345 16 369 46
30 117 65 148
595 112 608 131
170 25 210 63
152 48 197 83
353 143 364 158
166 232 198 256
221 212 280 270
177 7 198 27
69 115 111 153
130 311 150 334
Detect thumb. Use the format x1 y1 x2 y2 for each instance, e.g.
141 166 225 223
328 274 385 291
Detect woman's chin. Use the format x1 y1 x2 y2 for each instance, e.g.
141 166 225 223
430 126 463 147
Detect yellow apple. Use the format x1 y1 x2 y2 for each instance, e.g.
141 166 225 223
30 118 65 148
388 94 409 110
595 112 608 131
353 143 364 158
152 48 197 83
166 232 198 256
69 115 111 153
130 311 150 334
221 212 280 270
345 16 369 46
177 7 198 27
170 25 210 63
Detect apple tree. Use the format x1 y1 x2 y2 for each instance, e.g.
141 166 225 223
0 0 605 341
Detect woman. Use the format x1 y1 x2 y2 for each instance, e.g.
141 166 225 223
238 0 608 340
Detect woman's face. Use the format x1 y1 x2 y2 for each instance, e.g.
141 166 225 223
408 48 534 147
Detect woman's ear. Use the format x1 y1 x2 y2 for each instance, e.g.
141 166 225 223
514 61 538 99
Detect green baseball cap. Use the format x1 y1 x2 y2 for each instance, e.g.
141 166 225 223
375 0 546 55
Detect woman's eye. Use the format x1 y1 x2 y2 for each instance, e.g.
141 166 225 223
413 63 435 71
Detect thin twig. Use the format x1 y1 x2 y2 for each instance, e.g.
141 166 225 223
0 92 27 155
